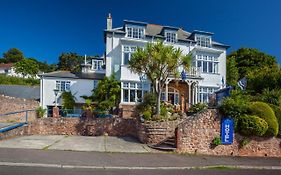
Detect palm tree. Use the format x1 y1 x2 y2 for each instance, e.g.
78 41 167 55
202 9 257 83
129 41 191 116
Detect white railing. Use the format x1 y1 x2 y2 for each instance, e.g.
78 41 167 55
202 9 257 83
187 66 201 77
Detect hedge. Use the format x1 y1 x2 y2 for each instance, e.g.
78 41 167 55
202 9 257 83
239 115 268 136
249 102 279 136
268 104 281 136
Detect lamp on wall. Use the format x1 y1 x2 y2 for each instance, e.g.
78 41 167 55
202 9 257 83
53 88 59 107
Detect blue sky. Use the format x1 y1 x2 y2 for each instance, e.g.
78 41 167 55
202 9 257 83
0 0 281 64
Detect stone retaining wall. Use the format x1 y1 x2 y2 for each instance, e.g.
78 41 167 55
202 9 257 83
176 109 281 157
0 95 38 123
0 126 27 140
26 117 137 137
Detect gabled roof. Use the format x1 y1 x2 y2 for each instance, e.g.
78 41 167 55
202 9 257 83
0 63 13 69
105 20 229 48
39 71 77 78
39 71 105 80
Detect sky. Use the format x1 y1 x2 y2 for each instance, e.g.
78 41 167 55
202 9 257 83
0 0 281 64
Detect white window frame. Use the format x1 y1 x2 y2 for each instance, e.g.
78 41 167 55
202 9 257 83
56 81 71 92
122 45 137 65
195 35 211 48
126 26 145 39
196 54 219 74
121 81 150 103
92 60 103 70
165 31 177 43
198 86 218 103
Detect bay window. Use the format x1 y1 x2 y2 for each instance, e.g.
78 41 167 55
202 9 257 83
196 54 219 74
122 82 150 103
198 87 218 103
123 46 137 65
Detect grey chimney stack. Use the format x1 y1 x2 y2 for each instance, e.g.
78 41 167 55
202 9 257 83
107 13 112 30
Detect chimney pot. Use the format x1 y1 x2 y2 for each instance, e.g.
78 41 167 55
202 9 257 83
107 13 112 30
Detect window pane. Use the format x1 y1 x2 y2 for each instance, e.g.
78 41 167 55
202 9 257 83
197 61 202 68
56 81 60 90
65 82 70 91
130 90 135 102
127 27 132 37
203 61 207 72
208 62 213 73
123 53 129 64
137 90 142 102
137 83 142 89
123 89 129 102
130 83 136 88
214 62 218 73
124 46 130 52
61 81 66 91
123 82 129 88
175 94 179 104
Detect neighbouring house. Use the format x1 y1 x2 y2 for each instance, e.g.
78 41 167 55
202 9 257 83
39 56 105 115
0 63 39 79
40 14 229 117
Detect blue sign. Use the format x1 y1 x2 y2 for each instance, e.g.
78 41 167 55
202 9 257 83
221 117 234 144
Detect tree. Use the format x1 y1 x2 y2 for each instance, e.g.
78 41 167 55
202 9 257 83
88 75 121 113
57 53 83 73
226 56 239 87
3 48 24 63
227 48 279 79
61 91 76 110
128 41 191 116
14 58 39 78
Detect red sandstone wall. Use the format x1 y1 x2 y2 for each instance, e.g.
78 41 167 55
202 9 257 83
176 109 281 157
0 95 38 122
26 117 137 137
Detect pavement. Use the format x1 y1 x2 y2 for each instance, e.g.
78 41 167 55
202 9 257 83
0 135 153 153
0 135 281 173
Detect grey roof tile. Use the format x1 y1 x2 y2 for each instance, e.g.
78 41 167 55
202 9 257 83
0 85 40 100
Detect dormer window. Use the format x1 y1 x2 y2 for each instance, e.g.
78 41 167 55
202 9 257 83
165 32 177 43
126 26 144 39
92 60 103 70
196 35 211 48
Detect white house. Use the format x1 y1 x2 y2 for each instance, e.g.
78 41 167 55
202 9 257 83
39 57 105 115
0 63 40 79
104 14 229 114
40 14 229 117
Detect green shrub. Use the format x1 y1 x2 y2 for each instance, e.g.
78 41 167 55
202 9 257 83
142 110 152 120
249 102 279 136
239 138 251 148
212 136 221 146
238 115 268 136
188 103 208 113
160 104 168 117
0 74 39 86
61 91 76 110
36 106 47 118
268 104 281 136
259 89 281 107
137 93 156 113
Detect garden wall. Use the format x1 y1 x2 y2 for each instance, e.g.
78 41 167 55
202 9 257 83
26 117 137 137
0 95 38 122
176 109 281 157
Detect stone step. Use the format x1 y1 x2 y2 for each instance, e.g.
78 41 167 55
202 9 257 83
148 144 176 151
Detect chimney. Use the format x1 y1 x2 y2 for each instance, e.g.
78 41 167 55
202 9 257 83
107 13 112 30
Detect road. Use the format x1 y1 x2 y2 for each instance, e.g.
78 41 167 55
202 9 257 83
0 148 280 174
0 166 280 175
